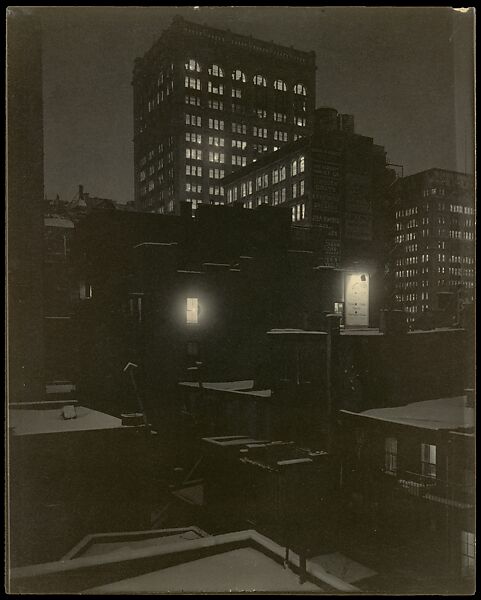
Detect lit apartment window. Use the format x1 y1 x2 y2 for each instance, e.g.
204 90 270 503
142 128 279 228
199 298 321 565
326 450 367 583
185 182 202 194
232 69 246 82
253 74 267 87
292 159 298 177
232 155 247 167
185 95 201 106
186 164 202 177
274 112 287 123
208 81 224 95
421 443 437 479
291 203 305 222
274 79 287 91
209 168 224 179
209 136 224 147
232 88 242 98
209 118 224 131
232 122 247 134
185 114 201 127
384 437 398 474
185 59 201 73
186 148 202 160
186 132 202 144
274 130 288 142
185 76 201 90
253 126 268 139
294 115 306 127
280 166 286 181
209 64 224 77
232 139 246 150
208 99 224 110
294 83 307 96
209 151 224 164
80 282 92 300
299 180 305 196
299 155 305 173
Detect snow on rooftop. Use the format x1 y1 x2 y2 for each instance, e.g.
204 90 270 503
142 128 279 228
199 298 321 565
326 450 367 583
268 328 327 335
353 396 474 431
179 380 254 391
44 215 75 228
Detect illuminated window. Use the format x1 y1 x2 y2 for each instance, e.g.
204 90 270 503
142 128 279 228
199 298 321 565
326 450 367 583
80 282 92 300
208 81 224 95
186 298 199 324
384 437 398 474
421 443 436 479
253 74 267 86
209 136 224 147
232 69 246 82
274 79 287 91
208 118 224 131
294 83 307 95
185 59 201 72
232 155 247 167
185 76 201 90
209 64 224 77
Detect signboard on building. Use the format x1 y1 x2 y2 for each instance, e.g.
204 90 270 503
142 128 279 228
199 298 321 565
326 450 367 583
344 272 370 328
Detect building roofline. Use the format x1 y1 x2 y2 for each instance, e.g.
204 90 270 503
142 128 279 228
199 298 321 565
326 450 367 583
135 15 316 74
402 168 474 180
222 138 309 184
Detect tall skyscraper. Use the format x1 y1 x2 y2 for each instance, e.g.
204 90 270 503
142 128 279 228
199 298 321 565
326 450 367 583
391 168 475 321
132 16 316 214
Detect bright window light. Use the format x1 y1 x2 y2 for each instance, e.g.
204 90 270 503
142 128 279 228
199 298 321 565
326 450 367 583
186 297 199 324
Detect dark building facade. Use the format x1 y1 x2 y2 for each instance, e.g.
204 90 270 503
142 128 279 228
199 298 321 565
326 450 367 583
72 206 347 423
391 169 475 323
132 16 316 214
339 395 475 592
7 11 45 403
222 108 390 272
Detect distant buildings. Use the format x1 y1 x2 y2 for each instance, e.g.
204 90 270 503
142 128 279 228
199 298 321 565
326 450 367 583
42 186 135 388
132 16 316 214
222 108 390 272
391 169 475 323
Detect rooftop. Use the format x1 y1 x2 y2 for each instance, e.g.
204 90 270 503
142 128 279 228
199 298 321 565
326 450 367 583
136 16 316 73
342 395 474 432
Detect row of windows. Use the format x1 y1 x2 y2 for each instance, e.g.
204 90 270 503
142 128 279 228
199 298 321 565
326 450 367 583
291 203 306 222
184 60 308 95
185 114 305 132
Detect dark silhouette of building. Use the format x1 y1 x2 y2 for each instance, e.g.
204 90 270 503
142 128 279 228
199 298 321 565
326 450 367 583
339 393 475 593
7 10 45 403
222 108 389 272
391 169 475 324
132 16 316 214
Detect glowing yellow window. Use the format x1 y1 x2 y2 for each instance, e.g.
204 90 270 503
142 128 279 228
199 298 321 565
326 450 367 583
186 297 199 324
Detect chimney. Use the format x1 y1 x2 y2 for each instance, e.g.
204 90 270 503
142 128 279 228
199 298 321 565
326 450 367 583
78 184 84 200
314 107 339 134
338 113 355 134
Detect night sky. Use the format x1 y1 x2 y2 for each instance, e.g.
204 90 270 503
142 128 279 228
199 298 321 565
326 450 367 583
30 6 474 204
